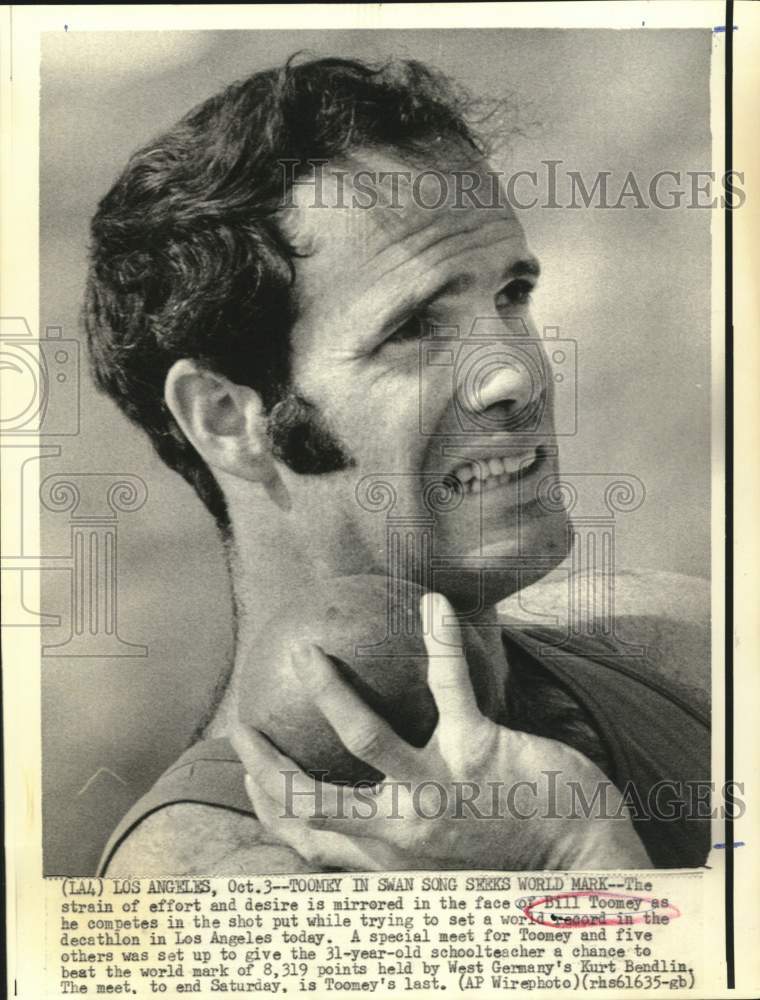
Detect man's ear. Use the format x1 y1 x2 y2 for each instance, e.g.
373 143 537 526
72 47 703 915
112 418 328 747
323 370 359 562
164 359 275 483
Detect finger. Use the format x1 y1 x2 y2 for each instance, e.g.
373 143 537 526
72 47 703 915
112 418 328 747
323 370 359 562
294 641 420 781
231 722 347 817
246 776 400 871
303 783 446 860
304 781 412 840
421 592 482 730
245 775 330 859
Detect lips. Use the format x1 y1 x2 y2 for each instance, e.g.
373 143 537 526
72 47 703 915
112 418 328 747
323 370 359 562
451 447 543 495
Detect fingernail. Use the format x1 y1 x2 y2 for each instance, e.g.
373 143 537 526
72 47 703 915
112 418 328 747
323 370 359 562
434 592 452 629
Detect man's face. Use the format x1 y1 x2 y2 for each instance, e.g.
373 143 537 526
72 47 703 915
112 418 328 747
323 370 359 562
269 146 569 609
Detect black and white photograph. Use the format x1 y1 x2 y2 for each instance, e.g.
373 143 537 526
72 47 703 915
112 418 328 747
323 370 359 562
3 4 759 998
35 23 721 877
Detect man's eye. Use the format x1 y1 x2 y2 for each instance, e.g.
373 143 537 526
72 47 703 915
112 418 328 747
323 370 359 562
385 314 424 346
496 278 535 309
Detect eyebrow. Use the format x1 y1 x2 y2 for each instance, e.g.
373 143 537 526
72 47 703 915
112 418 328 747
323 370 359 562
380 255 542 335
505 256 542 280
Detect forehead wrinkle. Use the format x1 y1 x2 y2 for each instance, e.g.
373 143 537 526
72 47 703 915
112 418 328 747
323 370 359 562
363 227 532 326
292 211 529 325
284 149 521 276
365 194 520 277
327 147 516 245
283 165 530 327
367 214 526 290
367 211 442 264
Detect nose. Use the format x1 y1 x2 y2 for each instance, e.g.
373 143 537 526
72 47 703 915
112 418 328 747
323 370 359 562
456 345 545 429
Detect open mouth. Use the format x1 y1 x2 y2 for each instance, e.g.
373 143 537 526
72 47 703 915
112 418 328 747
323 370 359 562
451 446 545 496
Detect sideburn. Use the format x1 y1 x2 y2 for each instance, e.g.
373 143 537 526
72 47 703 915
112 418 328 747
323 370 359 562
267 390 356 475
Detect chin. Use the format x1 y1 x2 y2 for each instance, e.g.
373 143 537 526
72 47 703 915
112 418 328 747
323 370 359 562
432 504 570 610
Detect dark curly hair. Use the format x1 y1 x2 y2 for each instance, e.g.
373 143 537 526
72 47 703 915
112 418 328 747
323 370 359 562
84 55 483 535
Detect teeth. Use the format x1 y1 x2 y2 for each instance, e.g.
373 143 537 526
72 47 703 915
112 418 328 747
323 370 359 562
501 455 524 474
451 449 539 495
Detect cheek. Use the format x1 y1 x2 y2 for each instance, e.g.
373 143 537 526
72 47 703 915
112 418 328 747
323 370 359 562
333 373 428 471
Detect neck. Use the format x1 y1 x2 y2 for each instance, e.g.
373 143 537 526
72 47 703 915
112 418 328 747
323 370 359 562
202 475 510 740
453 599 510 716
203 489 321 740
205 567 508 743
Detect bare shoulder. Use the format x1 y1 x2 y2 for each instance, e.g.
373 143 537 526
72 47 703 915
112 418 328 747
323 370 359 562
105 803 314 876
500 568 711 700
